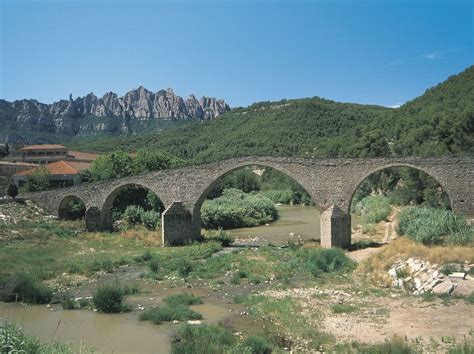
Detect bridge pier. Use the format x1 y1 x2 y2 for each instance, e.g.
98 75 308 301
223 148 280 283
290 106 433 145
161 202 199 246
85 207 101 232
320 206 351 249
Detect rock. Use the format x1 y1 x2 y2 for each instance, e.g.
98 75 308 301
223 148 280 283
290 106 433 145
432 280 455 295
448 272 466 280
451 282 474 296
186 320 202 325
0 87 231 138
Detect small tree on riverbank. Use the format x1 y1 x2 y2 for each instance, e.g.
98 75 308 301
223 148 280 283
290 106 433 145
6 182 18 199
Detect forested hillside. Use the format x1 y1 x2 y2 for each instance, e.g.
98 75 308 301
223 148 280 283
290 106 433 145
67 66 474 162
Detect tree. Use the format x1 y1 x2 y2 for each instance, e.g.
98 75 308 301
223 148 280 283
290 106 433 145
6 182 18 199
23 167 50 192
89 151 134 181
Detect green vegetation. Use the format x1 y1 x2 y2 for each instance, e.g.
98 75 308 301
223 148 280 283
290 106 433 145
170 324 275 354
0 273 52 304
60 197 86 220
163 293 203 306
82 149 184 182
397 207 473 245
298 248 356 277
123 205 161 230
139 294 203 325
5 182 18 199
66 66 474 160
203 229 234 246
353 195 392 224
201 188 278 229
0 321 94 354
352 167 451 210
331 303 357 314
21 166 50 192
139 305 202 324
92 281 130 313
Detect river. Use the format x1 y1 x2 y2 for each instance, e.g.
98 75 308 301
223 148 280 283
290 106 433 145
228 204 361 245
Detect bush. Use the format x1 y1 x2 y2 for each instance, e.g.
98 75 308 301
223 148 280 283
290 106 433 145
123 205 143 225
139 305 202 324
353 195 391 223
299 248 356 277
122 205 161 230
150 258 160 273
171 324 236 354
5 182 18 199
397 207 473 245
239 335 273 354
92 282 127 313
0 273 52 304
164 293 203 306
204 228 234 246
201 189 278 229
142 210 161 230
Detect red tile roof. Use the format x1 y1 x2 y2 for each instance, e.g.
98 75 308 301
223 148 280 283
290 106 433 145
20 144 67 151
14 160 91 176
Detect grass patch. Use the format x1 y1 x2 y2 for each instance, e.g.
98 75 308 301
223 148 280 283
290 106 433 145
0 273 52 304
0 321 94 354
139 305 202 324
331 303 357 314
163 293 203 306
398 207 473 245
298 248 356 277
203 228 234 246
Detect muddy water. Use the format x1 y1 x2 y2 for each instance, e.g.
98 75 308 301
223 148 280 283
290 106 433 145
0 294 231 354
228 205 361 244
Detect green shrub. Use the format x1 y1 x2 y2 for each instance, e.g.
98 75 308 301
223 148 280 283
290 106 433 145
0 273 52 304
397 207 473 245
174 259 194 277
150 258 160 273
134 250 153 262
204 228 234 246
238 335 273 354
353 195 391 223
170 324 236 354
139 305 202 324
5 182 18 199
299 248 356 277
142 210 161 230
201 189 278 229
92 282 127 313
123 205 143 225
163 293 203 306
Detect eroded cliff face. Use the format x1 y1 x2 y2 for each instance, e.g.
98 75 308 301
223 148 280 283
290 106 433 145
0 86 230 138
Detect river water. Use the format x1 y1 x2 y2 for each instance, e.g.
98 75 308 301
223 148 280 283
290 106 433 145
229 205 360 245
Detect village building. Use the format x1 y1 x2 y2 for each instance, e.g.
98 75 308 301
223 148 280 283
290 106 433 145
12 160 91 189
3 144 98 165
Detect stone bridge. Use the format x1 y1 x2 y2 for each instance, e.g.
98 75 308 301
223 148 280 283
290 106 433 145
22 156 474 248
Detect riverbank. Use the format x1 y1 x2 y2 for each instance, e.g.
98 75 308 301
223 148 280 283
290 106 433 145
0 202 473 353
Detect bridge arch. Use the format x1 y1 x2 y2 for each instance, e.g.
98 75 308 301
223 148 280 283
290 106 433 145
346 162 453 215
58 195 86 220
101 182 165 230
190 161 320 240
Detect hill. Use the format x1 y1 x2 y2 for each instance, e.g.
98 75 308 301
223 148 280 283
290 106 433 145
65 66 474 161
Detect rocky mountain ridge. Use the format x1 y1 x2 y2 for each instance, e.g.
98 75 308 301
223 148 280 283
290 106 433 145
0 86 230 140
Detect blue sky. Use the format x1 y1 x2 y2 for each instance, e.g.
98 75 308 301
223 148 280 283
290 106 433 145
0 0 472 108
